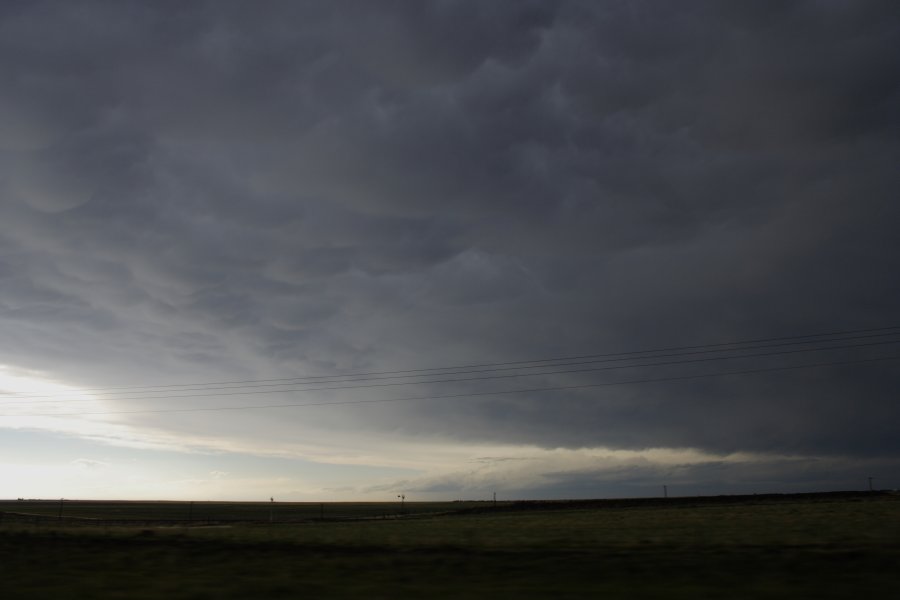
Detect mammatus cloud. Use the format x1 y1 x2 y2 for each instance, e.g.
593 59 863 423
1 1 899 498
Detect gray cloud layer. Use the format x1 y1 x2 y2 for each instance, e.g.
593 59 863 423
1 1 899 470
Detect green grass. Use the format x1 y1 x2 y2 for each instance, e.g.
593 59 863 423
0 499 491 522
2 495 899 599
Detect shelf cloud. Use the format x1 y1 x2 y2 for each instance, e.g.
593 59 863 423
1 1 898 499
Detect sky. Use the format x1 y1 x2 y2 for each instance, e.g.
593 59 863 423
1 0 899 502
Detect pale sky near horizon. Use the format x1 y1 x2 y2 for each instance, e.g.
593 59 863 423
1 1 899 501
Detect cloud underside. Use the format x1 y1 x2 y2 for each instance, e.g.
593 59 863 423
1 0 899 484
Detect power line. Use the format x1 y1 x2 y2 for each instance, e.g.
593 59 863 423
5 324 898 397
69 330 900 396
2 337 898 407
4 326 899 403
4 354 897 418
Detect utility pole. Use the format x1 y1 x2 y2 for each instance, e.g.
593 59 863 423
868 477 874 492
663 485 668 499
269 497 274 523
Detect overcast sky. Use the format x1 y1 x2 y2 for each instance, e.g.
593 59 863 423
1 0 899 501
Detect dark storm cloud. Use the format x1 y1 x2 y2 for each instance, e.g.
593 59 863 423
1 1 899 468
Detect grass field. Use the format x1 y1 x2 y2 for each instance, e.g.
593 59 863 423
2 492 898 599
0 498 491 523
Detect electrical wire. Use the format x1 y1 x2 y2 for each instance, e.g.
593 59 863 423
4 353 897 418
2 337 898 407
3 326 899 403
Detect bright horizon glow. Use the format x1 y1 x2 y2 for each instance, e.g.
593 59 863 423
0 366 888 502
0 364 124 437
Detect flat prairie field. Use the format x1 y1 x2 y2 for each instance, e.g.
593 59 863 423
1 493 898 599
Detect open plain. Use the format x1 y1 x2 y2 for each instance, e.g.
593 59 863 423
2 492 898 599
